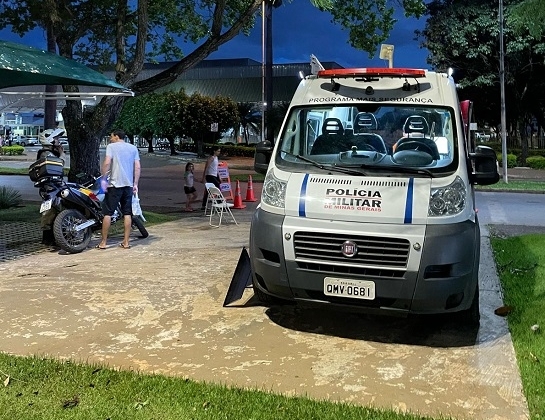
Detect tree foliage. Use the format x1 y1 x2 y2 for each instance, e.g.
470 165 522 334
183 93 239 156
507 0 545 38
236 102 261 144
419 0 545 157
114 91 239 156
0 0 426 177
328 0 426 55
266 101 290 140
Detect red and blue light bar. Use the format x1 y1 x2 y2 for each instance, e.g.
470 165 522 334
317 68 426 78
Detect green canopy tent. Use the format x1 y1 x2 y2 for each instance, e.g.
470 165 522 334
0 40 132 111
0 40 129 90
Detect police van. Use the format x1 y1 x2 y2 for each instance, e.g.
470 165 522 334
250 66 499 325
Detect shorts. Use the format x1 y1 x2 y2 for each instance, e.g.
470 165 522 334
103 186 133 216
184 186 197 194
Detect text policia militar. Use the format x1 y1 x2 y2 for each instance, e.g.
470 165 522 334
323 188 382 211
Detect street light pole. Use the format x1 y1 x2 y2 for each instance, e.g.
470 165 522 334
261 0 266 143
499 0 508 183
260 0 281 144
265 0 274 143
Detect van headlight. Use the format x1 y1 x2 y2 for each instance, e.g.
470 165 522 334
262 170 286 208
429 176 466 216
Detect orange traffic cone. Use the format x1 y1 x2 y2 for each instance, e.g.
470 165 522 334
244 175 257 202
232 180 246 209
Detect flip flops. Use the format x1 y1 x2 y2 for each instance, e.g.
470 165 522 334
119 243 131 249
95 244 107 250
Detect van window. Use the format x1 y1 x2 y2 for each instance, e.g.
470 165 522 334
277 104 458 176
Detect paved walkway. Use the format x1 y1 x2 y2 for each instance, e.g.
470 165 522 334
0 217 530 420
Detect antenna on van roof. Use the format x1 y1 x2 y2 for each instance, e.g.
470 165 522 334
310 54 325 75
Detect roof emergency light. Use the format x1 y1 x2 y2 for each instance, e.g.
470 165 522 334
317 68 426 79
317 68 427 93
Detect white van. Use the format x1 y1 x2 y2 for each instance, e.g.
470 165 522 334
251 67 499 325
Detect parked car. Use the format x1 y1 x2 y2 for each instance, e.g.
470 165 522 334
12 136 29 146
24 138 39 146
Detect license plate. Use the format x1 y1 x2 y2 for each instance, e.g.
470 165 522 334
40 199 52 213
324 277 375 300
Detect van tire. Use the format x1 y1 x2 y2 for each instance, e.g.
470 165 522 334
252 278 287 305
252 281 275 303
459 286 480 327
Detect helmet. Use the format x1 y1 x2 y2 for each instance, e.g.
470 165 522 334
39 128 65 145
39 129 54 145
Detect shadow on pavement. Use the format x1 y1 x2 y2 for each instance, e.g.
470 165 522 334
263 304 482 348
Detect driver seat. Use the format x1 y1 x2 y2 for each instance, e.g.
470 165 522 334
403 115 429 137
322 118 345 136
354 112 378 132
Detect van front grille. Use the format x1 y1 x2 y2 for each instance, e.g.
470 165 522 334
293 231 410 269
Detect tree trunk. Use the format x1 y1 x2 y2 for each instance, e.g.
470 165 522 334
197 137 204 157
62 101 101 180
61 90 126 180
520 118 529 166
167 135 178 155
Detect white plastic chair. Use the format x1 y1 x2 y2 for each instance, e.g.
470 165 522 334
203 182 216 216
206 184 237 227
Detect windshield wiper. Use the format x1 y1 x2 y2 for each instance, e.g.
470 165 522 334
358 164 435 177
280 150 366 176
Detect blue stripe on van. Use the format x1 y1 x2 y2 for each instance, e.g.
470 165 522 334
298 174 309 217
404 178 414 224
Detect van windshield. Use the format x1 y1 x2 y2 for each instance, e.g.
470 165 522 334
275 104 458 176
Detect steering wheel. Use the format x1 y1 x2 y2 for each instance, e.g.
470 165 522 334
395 140 434 156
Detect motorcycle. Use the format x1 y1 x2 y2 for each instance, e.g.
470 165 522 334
29 157 148 253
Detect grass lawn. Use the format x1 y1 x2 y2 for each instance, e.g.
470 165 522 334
490 234 545 419
476 180 545 192
0 167 28 175
0 203 182 226
0 353 443 420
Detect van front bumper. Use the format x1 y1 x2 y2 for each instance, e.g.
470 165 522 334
250 208 480 315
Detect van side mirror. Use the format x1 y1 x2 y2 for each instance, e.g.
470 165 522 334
254 140 273 174
469 145 500 185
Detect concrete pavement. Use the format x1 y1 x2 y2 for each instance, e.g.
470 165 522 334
0 152 531 419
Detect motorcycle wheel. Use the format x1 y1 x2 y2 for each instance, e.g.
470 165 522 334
53 208 92 253
131 216 149 238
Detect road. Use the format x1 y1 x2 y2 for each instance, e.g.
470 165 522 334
477 191 545 227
